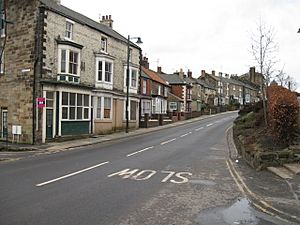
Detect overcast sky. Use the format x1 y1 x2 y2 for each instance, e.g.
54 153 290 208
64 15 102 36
61 0 300 89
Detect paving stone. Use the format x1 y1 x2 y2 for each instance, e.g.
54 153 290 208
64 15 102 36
283 163 300 174
267 166 294 179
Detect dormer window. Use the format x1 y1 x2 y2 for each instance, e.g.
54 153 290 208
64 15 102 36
101 37 107 53
65 20 74 40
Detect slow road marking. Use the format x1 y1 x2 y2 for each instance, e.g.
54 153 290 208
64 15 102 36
108 168 192 184
127 146 154 157
36 161 110 187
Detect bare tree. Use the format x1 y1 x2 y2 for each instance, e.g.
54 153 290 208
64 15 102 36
251 19 279 126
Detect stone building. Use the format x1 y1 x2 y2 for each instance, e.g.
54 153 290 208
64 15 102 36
0 0 141 143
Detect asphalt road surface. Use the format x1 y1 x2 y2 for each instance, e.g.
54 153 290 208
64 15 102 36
0 112 291 225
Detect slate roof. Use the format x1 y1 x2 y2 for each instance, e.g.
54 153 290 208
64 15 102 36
196 79 216 90
40 0 140 49
141 70 150 79
159 73 185 85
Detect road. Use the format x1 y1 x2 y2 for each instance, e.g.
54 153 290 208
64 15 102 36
0 112 291 225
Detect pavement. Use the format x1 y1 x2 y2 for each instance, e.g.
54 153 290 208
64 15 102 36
1 111 300 224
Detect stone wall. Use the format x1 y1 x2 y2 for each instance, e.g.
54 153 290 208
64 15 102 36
43 10 140 90
0 0 40 143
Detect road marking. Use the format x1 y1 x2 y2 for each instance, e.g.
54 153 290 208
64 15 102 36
180 132 192 137
206 123 214 127
160 138 177 145
108 168 192 184
127 146 154 157
36 161 110 187
195 127 204 131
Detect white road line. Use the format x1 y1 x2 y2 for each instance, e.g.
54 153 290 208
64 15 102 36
195 127 204 131
206 123 214 127
127 146 154 157
160 138 177 145
36 161 110 187
180 132 192 137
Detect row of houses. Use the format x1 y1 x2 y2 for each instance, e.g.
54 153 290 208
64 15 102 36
0 0 263 144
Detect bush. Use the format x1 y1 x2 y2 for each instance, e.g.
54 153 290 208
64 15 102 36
267 85 299 144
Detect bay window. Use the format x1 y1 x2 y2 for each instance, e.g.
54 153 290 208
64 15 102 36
58 45 81 83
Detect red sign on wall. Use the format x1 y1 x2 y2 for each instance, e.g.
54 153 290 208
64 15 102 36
37 97 46 108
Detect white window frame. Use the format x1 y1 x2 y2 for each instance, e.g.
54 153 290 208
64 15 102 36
95 57 114 89
124 66 139 93
61 92 90 121
65 19 74 40
142 79 147 94
101 36 107 53
141 100 151 115
123 99 138 121
0 48 4 74
96 96 112 120
58 45 81 77
1 13 5 37
131 69 137 88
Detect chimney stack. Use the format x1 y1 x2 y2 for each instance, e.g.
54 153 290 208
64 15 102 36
212 70 215 76
187 70 192 78
178 68 184 79
201 70 206 77
100 15 114 28
141 57 149 69
249 67 255 83
157 66 162 73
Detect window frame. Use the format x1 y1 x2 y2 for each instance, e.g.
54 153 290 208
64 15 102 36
0 12 5 37
0 48 4 74
96 57 114 85
96 96 113 120
101 37 107 53
65 19 74 40
61 92 90 121
58 45 81 77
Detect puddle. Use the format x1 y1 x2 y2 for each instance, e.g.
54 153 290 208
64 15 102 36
195 198 291 225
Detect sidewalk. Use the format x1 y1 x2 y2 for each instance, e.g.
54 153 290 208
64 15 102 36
0 113 223 162
227 126 300 224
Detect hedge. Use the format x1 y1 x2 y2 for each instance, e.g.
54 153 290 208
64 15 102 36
267 85 299 144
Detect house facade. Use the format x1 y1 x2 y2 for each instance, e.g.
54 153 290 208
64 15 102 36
0 0 141 143
142 66 169 116
159 70 192 113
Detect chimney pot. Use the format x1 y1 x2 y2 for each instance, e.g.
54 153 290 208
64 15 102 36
102 16 105 20
157 66 162 73
212 70 215 76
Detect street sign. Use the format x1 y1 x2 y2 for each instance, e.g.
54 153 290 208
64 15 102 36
37 97 46 108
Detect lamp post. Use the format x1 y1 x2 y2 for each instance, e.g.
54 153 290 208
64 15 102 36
126 35 142 133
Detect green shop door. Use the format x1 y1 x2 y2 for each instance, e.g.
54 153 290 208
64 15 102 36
46 109 53 139
2 110 8 138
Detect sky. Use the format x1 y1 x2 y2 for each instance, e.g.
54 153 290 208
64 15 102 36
61 0 300 89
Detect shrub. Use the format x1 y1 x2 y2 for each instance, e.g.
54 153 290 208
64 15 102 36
267 85 299 144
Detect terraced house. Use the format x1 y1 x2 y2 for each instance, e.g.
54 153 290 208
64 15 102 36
0 0 141 144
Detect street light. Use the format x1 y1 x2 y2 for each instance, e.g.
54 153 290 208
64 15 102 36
126 35 142 133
